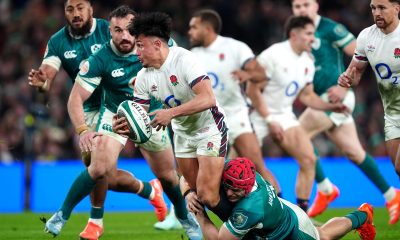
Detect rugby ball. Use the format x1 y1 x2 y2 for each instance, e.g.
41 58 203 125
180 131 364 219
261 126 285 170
117 100 152 144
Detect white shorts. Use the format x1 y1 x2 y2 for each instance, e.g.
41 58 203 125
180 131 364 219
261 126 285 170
173 130 228 158
84 110 100 130
97 108 127 145
384 117 400 141
138 127 171 152
225 108 254 144
320 90 355 126
281 198 320 240
250 111 299 145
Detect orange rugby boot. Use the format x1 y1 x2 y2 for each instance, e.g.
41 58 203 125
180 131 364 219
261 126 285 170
356 203 376 240
386 189 400 225
79 221 104 240
307 185 340 217
150 179 168 221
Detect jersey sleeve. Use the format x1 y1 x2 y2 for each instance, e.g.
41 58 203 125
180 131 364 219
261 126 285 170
133 70 151 107
42 39 62 71
75 54 103 94
182 52 210 89
329 22 355 50
235 41 255 69
256 47 275 79
224 208 263 238
353 28 369 62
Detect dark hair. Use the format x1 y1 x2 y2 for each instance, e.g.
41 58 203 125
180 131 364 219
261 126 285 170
389 0 400 4
284 15 314 38
64 0 92 6
129 12 172 42
109 5 137 20
192 9 222 34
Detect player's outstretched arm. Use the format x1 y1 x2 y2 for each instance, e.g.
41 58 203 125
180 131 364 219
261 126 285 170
299 84 348 113
27 64 58 92
232 59 267 83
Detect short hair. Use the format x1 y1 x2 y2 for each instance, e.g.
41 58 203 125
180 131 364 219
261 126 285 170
64 0 92 6
389 0 400 4
284 15 314 38
129 12 172 43
109 5 137 20
192 9 222 34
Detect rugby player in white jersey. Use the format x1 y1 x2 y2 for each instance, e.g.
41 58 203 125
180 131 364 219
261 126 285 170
338 0 400 224
122 12 233 221
187 9 281 195
247 16 348 213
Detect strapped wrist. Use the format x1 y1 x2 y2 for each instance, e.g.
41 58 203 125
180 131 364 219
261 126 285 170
76 124 89 135
38 79 49 92
264 115 273 124
183 189 196 199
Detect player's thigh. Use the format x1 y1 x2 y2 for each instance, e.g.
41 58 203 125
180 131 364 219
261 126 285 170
90 135 123 176
249 111 269 146
141 146 177 182
299 107 333 139
176 157 199 189
233 132 263 161
386 138 400 165
280 126 316 165
325 122 366 162
196 155 225 200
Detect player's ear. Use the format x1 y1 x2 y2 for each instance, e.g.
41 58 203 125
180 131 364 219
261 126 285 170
153 38 162 49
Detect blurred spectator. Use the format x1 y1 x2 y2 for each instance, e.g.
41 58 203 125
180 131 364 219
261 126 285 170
0 0 384 161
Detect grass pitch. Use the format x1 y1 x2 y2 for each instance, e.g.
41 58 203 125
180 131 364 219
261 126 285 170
0 208 399 239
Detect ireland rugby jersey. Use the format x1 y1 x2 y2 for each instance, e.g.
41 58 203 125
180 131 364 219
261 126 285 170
312 16 355 95
42 18 111 111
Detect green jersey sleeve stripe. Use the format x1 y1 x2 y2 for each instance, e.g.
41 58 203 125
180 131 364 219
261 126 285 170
334 34 354 48
225 221 249 237
76 75 100 93
42 56 61 71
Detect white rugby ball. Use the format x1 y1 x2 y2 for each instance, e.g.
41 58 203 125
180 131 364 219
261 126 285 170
117 100 152 144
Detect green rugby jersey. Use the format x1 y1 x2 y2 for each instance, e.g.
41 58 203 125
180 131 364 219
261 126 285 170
312 16 355 95
225 174 299 239
43 18 111 111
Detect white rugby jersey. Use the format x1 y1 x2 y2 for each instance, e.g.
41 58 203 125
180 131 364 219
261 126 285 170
257 41 315 114
191 36 254 115
134 47 227 138
354 23 400 124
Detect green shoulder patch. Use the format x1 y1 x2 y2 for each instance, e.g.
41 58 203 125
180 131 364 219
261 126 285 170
232 212 248 228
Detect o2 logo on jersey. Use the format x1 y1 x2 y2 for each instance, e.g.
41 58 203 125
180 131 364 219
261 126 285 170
207 72 224 91
164 95 182 108
285 81 299 97
375 63 399 85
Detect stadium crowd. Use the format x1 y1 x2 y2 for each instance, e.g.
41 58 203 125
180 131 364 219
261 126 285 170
0 0 386 162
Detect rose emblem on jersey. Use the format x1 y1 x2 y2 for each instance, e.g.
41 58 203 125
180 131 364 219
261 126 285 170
394 48 400 59
219 53 225 61
170 75 178 86
207 142 214 150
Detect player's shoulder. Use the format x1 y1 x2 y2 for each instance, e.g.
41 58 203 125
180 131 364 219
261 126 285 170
95 18 110 28
261 41 287 57
358 24 378 38
319 16 343 29
48 26 69 44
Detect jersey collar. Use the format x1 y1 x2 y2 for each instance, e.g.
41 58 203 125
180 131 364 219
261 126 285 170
314 15 321 29
68 18 97 39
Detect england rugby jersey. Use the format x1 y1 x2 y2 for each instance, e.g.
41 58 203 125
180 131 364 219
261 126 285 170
133 47 227 138
191 35 254 115
257 41 315 114
42 18 111 112
354 23 400 124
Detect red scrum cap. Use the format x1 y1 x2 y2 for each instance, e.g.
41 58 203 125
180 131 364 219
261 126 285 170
222 157 256 195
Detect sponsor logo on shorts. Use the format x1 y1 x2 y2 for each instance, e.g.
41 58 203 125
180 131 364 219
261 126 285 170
207 142 214 151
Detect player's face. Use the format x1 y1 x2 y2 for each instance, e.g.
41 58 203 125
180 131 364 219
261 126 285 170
135 35 159 68
223 184 246 203
64 0 93 36
370 0 400 30
188 17 207 47
292 0 319 20
110 15 135 54
293 24 315 52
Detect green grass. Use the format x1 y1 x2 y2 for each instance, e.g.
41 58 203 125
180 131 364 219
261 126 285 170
0 208 398 239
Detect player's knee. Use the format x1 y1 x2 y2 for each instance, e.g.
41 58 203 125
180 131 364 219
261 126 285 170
299 154 316 170
88 164 107 179
197 189 219 207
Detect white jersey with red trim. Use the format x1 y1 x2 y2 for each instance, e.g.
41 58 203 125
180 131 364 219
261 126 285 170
134 46 227 139
354 23 400 124
257 41 315 114
190 35 254 115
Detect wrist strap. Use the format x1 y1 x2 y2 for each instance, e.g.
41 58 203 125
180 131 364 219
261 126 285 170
264 115 273 124
38 79 49 92
76 124 89 135
183 189 196 198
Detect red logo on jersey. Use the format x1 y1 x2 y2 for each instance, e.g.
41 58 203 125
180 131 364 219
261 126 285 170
207 142 214 150
394 48 400 59
219 53 225 61
170 75 178 86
